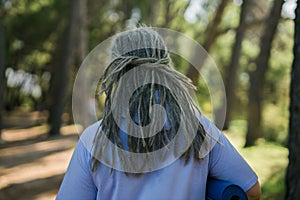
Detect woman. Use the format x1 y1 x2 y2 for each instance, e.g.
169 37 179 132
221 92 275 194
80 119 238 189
57 26 261 200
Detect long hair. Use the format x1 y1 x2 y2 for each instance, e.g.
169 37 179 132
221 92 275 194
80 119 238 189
92 27 209 173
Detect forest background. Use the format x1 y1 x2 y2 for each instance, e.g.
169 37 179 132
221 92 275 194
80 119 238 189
0 0 299 199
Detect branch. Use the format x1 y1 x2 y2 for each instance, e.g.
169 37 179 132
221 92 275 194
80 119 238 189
215 18 266 37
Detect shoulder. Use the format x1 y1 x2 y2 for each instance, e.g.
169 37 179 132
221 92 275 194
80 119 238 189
79 120 102 152
198 114 222 139
71 121 102 171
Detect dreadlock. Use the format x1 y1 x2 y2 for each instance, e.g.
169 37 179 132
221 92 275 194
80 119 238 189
92 26 209 173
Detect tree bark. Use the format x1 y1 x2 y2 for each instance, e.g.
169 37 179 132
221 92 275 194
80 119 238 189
75 0 90 128
48 0 77 136
184 0 229 130
185 0 229 85
223 0 250 130
162 0 173 28
244 0 284 147
0 16 5 140
286 0 300 199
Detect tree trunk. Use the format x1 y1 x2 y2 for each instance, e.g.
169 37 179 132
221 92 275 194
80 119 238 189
0 16 5 140
286 1 300 199
78 0 87 62
74 0 90 128
244 0 284 147
223 0 250 130
147 0 158 25
184 0 229 130
162 0 173 28
185 0 229 85
48 0 77 136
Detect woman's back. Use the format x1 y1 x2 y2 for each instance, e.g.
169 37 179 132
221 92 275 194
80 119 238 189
58 115 257 200
57 26 260 200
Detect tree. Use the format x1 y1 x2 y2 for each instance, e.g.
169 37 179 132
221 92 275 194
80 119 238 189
223 0 267 130
72 0 89 128
245 0 284 147
222 0 250 130
0 10 5 141
183 0 230 129
185 0 230 85
48 0 78 136
286 0 300 199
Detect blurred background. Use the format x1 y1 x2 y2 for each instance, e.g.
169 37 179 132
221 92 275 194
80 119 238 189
0 0 298 199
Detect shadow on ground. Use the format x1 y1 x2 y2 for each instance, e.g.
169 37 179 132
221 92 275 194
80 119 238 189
0 111 79 200
0 174 64 200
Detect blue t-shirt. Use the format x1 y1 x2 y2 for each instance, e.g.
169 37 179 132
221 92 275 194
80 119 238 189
56 116 258 200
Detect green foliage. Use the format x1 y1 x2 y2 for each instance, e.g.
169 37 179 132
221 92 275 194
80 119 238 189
263 103 289 145
1 0 294 197
219 2 240 30
261 169 285 200
1 0 69 109
211 31 235 74
2 0 292 142
260 20 293 145
226 120 288 200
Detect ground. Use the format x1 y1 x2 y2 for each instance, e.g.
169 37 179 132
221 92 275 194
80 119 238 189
0 110 79 200
0 110 288 200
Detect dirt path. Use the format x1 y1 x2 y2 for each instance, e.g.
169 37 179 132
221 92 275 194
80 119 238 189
0 123 79 200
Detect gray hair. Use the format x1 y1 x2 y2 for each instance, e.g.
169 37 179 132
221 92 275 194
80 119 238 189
92 26 208 173
110 27 169 60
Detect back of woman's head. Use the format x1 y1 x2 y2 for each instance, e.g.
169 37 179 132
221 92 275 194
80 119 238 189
93 26 208 173
110 27 169 61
